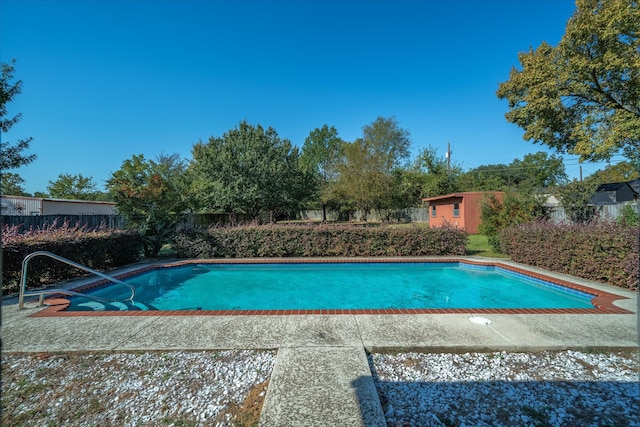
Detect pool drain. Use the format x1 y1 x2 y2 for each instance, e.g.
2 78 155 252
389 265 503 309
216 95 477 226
468 316 492 325
468 315 512 343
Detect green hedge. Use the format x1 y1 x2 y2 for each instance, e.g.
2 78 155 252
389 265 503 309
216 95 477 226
2 227 143 294
500 221 639 290
172 224 468 258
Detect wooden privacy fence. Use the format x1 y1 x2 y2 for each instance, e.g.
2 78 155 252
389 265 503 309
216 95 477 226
2 214 127 232
176 209 431 230
301 207 431 223
547 202 639 224
6 203 633 234
176 213 255 230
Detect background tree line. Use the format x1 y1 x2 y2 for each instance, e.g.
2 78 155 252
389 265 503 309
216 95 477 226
110 116 638 256
2 111 638 256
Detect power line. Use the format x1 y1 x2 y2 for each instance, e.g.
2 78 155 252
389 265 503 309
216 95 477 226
459 157 630 174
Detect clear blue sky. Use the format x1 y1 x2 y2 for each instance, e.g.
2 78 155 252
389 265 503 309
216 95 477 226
1 0 617 195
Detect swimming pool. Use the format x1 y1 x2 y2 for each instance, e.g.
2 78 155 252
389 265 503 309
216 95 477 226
64 260 599 312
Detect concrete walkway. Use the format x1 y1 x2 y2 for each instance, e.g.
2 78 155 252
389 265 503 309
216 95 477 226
260 346 386 427
2 260 638 427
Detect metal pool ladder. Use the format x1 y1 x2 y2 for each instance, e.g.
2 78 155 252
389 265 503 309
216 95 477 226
18 251 136 310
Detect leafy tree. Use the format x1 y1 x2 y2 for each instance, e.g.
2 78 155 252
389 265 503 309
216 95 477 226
383 167 427 221
392 167 427 207
587 161 640 183
189 121 309 222
617 203 639 226
332 117 412 220
555 178 599 223
508 152 568 189
1 60 36 170
497 0 640 162
47 173 99 200
332 138 386 220
458 164 510 192
415 145 461 197
0 172 29 196
459 152 567 191
362 116 411 171
479 190 549 251
300 125 344 221
91 191 115 202
107 153 192 257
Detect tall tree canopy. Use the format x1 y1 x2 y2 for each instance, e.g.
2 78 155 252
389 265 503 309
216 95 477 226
497 0 640 162
333 138 388 219
555 179 600 223
458 152 567 191
47 173 99 200
587 161 640 183
360 116 411 172
300 125 344 221
189 121 309 222
107 153 192 257
505 152 568 189
416 145 461 197
332 117 412 219
0 172 29 196
0 60 36 170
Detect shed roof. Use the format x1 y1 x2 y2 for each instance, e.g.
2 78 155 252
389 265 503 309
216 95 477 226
422 191 503 203
595 182 626 192
594 181 638 195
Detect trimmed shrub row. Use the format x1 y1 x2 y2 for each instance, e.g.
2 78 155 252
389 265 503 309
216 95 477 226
172 224 468 259
2 223 143 294
500 221 639 290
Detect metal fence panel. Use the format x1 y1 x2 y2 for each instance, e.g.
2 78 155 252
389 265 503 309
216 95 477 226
2 214 127 232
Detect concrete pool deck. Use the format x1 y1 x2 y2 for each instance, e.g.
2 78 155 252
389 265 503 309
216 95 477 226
1 257 638 426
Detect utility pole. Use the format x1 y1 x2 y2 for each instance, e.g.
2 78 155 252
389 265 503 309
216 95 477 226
446 142 451 176
580 165 583 182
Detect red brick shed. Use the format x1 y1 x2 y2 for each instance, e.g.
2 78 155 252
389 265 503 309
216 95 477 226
422 192 503 234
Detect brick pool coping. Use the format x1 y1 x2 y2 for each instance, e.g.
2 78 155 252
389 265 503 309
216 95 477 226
29 258 633 317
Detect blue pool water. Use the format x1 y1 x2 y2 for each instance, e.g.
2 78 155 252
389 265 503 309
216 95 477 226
68 262 595 311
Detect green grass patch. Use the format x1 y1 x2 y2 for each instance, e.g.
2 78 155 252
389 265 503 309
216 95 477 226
466 234 507 258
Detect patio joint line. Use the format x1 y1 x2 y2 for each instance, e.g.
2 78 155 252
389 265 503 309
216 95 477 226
109 316 163 351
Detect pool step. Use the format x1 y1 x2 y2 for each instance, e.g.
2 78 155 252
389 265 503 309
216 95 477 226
76 301 107 311
259 346 386 427
74 300 157 311
130 301 158 311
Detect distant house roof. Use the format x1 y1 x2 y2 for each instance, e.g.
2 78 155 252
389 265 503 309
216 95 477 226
595 182 631 192
629 179 640 193
591 180 639 205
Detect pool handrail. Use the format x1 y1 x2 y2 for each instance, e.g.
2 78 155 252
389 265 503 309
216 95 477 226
18 251 136 310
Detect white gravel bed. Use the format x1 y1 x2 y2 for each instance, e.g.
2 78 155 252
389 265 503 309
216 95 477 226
2 350 276 427
369 350 640 427
2 349 638 427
